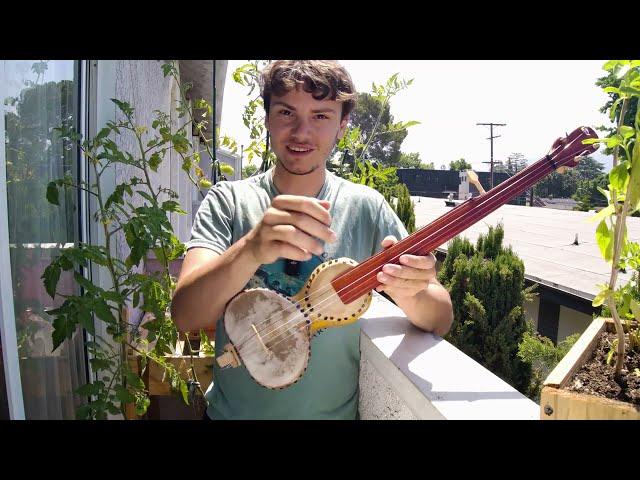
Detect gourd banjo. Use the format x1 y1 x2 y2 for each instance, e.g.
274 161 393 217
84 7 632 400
215 126 599 389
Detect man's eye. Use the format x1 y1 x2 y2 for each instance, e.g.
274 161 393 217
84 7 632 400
315 114 328 120
279 109 292 116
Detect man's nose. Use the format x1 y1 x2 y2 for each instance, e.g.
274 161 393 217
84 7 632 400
290 116 312 139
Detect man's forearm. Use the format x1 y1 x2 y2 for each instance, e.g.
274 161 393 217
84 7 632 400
392 282 453 337
171 236 261 333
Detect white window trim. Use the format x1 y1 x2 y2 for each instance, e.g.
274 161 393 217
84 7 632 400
0 61 26 420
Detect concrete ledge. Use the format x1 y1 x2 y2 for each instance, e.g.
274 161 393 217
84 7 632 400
358 292 540 420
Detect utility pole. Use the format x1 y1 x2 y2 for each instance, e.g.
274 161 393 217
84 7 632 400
477 122 506 188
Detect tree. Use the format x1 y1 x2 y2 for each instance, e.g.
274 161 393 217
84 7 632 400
383 183 416 234
574 155 606 180
348 92 409 166
534 155 605 199
438 224 534 395
449 158 472 171
572 173 609 211
595 68 638 157
397 152 434 169
534 171 577 199
502 153 528 175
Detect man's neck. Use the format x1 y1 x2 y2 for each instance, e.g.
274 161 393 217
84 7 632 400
272 163 327 197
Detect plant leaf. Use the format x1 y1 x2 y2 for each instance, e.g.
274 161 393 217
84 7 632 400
596 219 614 262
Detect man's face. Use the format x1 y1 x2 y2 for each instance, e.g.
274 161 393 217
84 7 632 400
266 87 348 176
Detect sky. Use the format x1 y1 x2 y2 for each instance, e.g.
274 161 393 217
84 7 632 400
219 60 615 172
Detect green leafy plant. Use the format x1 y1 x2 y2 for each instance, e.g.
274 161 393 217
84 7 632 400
230 60 275 173
517 326 580 402
42 61 226 419
583 60 640 380
438 224 536 394
330 73 419 180
383 183 416 234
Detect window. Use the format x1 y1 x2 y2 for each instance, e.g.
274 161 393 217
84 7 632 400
2 60 88 419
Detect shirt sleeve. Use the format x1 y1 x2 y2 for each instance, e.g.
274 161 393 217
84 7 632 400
184 181 235 255
371 196 410 256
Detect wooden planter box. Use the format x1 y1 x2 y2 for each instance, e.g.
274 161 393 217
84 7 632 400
124 336 214 419
540 317 640 420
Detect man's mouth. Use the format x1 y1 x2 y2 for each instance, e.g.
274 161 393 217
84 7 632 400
286 145 314 155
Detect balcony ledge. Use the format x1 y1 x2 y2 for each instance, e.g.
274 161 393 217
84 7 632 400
358 293 540 420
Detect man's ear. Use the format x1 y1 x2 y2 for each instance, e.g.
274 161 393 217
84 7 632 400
337 115 349 139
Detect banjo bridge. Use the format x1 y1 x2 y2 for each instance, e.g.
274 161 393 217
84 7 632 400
216 343 242 369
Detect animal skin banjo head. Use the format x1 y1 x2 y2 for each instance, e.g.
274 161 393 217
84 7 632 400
224 288 311 389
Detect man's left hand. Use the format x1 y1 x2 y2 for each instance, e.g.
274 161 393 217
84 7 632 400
376 235 437 300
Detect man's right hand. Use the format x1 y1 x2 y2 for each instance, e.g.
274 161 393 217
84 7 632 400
244 195 337 265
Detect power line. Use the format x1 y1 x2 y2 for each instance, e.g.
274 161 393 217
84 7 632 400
477 122 506 188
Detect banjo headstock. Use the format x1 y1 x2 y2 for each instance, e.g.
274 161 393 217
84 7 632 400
548 126 600 171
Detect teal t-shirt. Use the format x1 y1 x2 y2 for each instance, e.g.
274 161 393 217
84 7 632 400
185 168 408 419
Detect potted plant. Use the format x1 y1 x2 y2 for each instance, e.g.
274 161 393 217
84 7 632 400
540 60 640 419
43 61 230 419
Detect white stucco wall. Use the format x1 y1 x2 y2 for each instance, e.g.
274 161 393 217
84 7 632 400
358 293 539 420
114 60 197 246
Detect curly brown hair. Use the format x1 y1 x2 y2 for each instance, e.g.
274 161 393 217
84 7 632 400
259 60 358 120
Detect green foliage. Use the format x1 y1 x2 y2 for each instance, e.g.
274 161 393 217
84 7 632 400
449 158 472 171
350 159 398 191
534 156 605 200
383 183 416 234
583 60 640 377
199 329 216 357
572 173 610 211
517 326 580 402
595 66 639 156
330 73 419 179
438 224 534 395
397 152 433 169
42 61 216 419
242 163 258 179
346 92 408 166
230 61 276 172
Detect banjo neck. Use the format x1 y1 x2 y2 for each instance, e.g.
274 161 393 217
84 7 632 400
331 126 599 305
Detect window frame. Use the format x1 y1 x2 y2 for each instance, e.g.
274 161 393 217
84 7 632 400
0 60 91 419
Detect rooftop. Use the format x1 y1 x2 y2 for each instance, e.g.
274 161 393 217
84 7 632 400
412 196 640 301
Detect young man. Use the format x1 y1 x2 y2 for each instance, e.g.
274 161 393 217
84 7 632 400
171 60 453 420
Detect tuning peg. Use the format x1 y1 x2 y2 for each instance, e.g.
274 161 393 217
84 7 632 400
466 169 487 195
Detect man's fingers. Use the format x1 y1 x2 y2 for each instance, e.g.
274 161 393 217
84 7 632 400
264 208 336 244
269 224 325 256
398 254 436 270
381 235 398 248
272 241 312 262
271 195 332 227
380 264 433 281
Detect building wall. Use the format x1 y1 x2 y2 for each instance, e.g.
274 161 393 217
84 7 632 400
523 296 540 331
113 60 197 245
94 60 207 330
557 306 593 343
397 169 512 199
